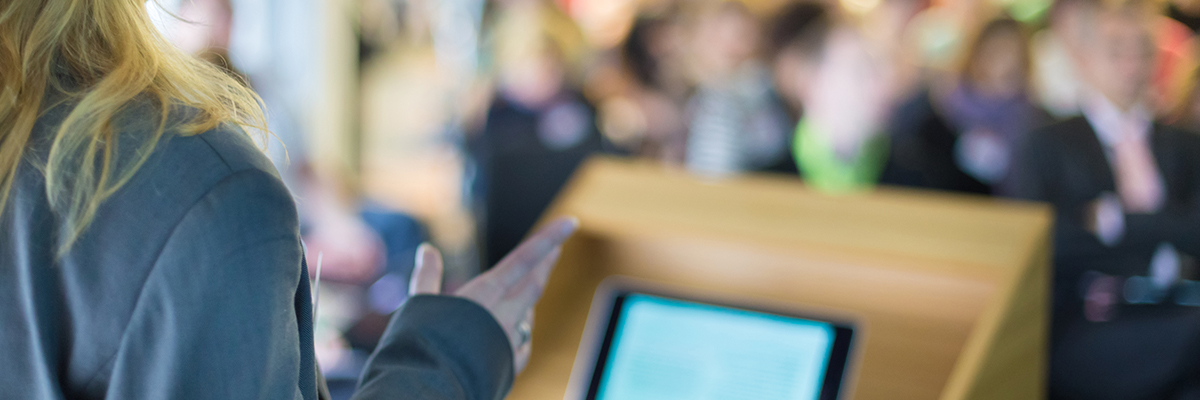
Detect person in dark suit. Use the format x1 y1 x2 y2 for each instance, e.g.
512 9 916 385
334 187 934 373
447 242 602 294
1011 1 1200 398
0 1 576 399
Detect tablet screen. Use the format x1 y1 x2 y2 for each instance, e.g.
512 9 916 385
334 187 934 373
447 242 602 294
587 293 852 400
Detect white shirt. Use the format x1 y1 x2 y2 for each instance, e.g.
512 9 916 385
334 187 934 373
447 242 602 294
1080 94 1166 244
1081 94 1152 155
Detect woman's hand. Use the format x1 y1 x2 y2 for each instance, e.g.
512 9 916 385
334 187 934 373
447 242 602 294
409 216 579 374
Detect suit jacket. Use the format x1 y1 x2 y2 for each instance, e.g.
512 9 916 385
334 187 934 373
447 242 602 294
1013 117 1200 400
1014 117 1200 315
1 101 513 399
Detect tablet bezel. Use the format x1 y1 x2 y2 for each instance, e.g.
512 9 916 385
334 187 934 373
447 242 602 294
567 278 859 400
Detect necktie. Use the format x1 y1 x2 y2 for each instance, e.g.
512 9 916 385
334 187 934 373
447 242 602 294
1111 120 1165 213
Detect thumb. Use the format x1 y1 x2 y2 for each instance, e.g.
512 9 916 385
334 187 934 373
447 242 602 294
410 243 444 295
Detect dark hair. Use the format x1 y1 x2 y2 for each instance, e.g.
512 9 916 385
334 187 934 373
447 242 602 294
622 16 666 88
959 17 1030 86
766 2 832 62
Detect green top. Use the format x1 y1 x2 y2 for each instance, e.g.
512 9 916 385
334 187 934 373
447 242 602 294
793 117 890 194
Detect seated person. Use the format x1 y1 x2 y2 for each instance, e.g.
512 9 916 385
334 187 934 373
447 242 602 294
788 21 899 193
1011 1 1200 398
937 17 1052 197
682 1 791 177
471 3 613 268
613 12 691 165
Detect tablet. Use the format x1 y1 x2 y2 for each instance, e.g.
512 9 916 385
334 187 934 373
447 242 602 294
568 282 856 400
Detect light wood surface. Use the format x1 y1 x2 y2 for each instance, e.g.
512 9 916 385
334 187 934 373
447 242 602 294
509 157 1052 400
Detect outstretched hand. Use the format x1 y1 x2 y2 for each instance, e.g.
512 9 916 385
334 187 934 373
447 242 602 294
409 216 579 374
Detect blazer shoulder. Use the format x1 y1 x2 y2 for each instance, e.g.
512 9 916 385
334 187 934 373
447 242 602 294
85 111 294 249
137 118 285 202
191 123 281 177
24 101 292 236
159 120 281 178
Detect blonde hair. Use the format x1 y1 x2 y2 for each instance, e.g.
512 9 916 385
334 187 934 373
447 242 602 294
492 2 588 78
0 0 267 252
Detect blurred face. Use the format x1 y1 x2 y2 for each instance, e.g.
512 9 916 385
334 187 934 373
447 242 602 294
648 21 685 68
693 7 759 77
970 30 1025 98
501 50 566 108
1084 10 1156 109
772 47 820 110
803 28 893 147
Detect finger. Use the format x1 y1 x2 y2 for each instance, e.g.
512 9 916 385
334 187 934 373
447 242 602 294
531 247 561 288
505 248 562 309
514 340 533 375
524 308 535 325
409 243 444 295
494 217 578 287
497 217 576 278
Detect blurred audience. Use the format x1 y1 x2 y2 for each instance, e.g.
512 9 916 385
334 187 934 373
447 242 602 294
1011 0 1200 398
159 0 1200 397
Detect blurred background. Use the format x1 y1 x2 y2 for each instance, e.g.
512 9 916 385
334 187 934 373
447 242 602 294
151 0 1200 398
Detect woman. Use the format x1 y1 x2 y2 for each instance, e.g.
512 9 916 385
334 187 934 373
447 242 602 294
0 1 575 399
938 17 1049 196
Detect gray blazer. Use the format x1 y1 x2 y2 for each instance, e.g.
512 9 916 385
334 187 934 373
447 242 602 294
0 102 513 399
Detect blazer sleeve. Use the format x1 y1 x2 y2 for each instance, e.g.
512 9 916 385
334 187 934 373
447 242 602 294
103 169 312 400
352 295 515 400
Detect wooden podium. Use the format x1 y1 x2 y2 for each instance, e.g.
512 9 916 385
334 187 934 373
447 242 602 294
510 157 1053 400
